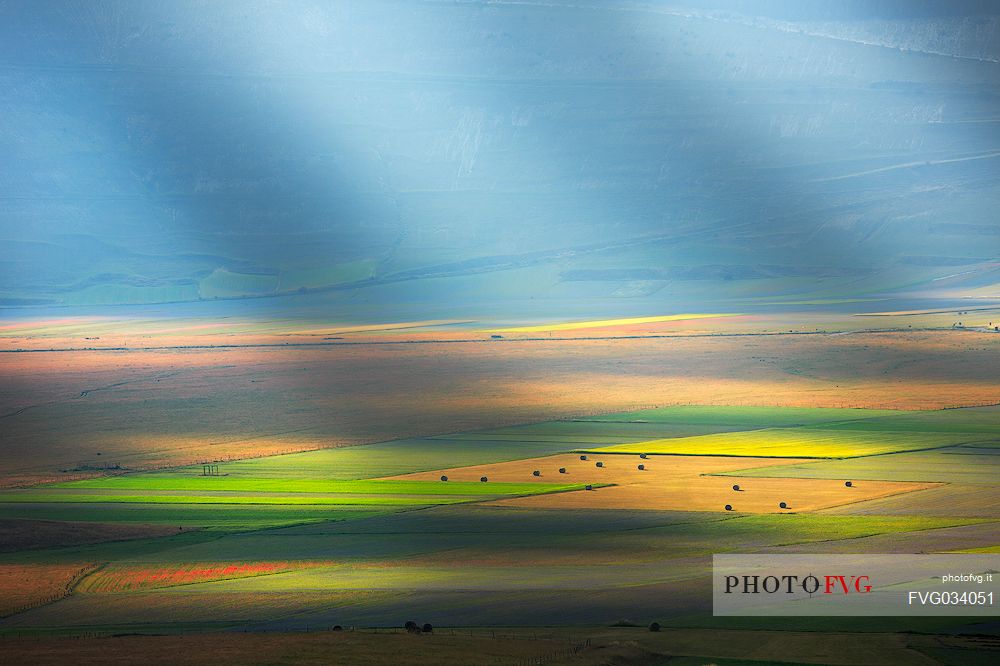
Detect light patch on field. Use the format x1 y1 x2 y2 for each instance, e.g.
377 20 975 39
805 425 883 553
491 313 739 333
0 563 96 617
383 454 937 513
587 428 975 458
77 560 336 593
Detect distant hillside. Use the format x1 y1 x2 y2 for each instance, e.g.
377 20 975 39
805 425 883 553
0 0 997 310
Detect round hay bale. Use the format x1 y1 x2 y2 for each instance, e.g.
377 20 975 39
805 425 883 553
732 484 740 491
724 504 733 511
779 501 788 509
639 453 648 459
532 470 541 477
558 467 567 474
585 484 593 491
480 476 488 482
595 461 604 468
332 625 343 631
580 455 588 460
637 464 645 471
440 475 448 482
422 623 433 634
845 481 853 487
649 622 661 632
404 620 419 633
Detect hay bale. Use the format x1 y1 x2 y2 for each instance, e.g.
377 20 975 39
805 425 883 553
440 475 448 482
580 455 588 461
637 464 645 471
649 622 661 632
732 484 740 491
558 467 567 474
595 461 604 468
724 504 733 511
332 625 342 631
480 476 488 482
639 453 648 459
779 501 788 509
422 623 433 633
845 481 853 487
585 484 593 491
404 620 419 633
532 470 541 477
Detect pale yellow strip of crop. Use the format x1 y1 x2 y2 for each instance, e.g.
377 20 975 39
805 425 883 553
587 428 969 458
492 313 740 333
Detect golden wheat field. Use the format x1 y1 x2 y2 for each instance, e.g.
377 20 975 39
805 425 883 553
386 453 938 513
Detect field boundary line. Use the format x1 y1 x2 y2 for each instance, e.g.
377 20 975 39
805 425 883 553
0 562 101 620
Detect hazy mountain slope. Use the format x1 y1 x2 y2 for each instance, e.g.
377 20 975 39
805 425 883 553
0 0 997 309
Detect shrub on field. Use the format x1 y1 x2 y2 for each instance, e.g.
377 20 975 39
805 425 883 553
649 622 661 632
404 620 419 633
422 623 433 633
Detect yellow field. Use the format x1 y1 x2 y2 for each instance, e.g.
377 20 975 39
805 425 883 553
587 428 968 458
384 454 936 513
490 313 739 333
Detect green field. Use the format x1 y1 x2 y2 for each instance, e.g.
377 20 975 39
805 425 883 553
804 405 1000 434
1 404 997 636
0 493 475 506
186 437 584 480
0 473 593 532
0 503 395 531
52 476 586 496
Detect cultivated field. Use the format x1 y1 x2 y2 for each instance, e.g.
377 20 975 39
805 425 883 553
2 320 998 487
0 317 996 662
76 561 336 593
587 428 982 458
389 453 937 513
0 563 95 617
